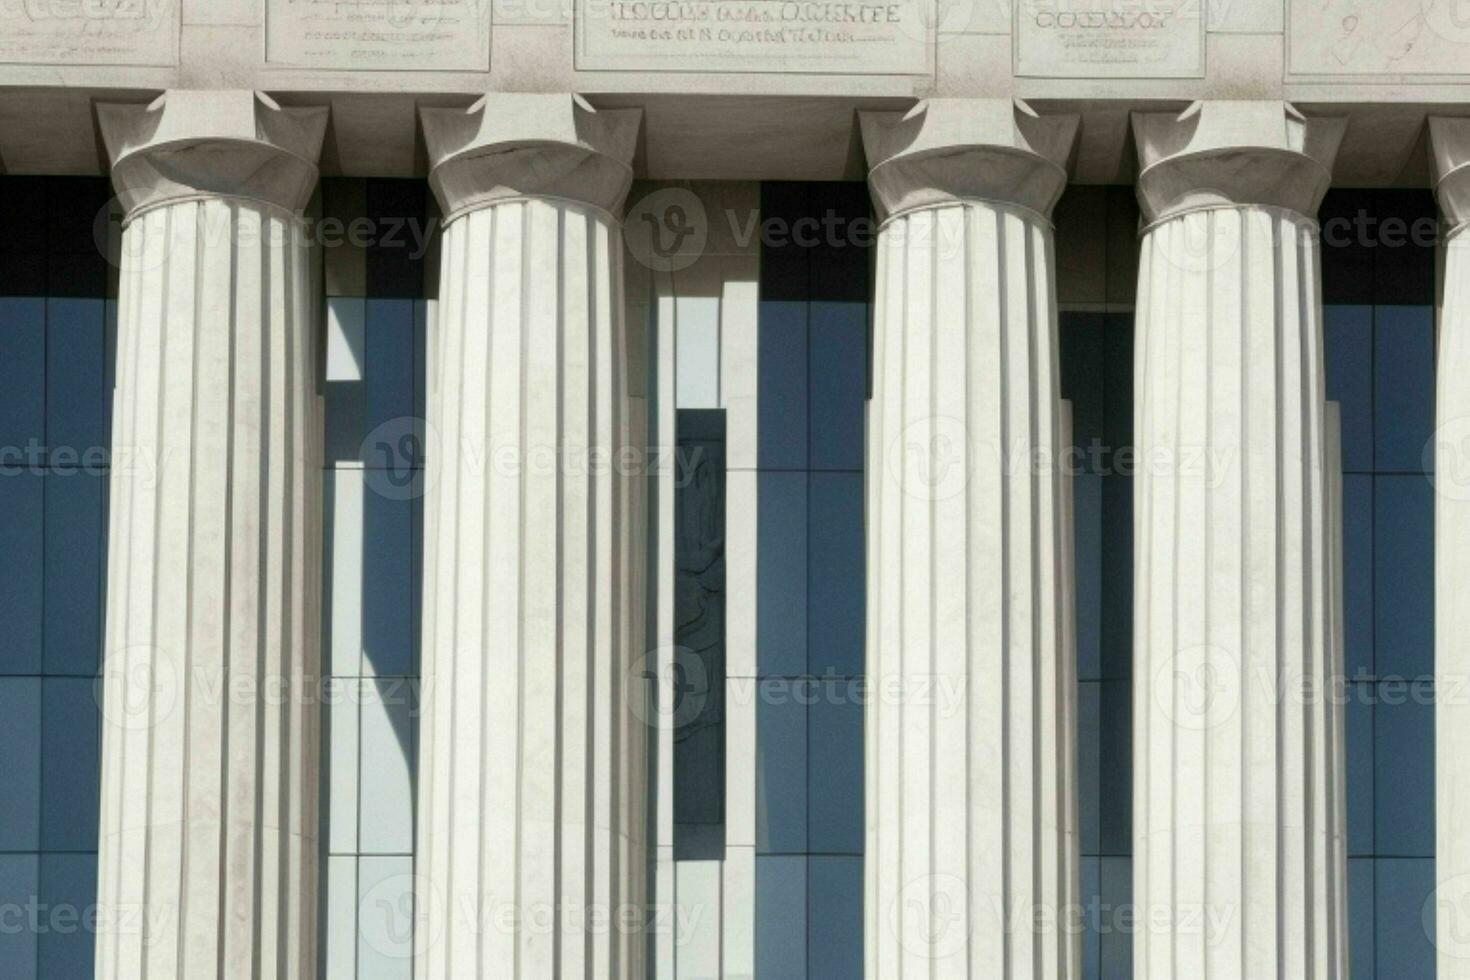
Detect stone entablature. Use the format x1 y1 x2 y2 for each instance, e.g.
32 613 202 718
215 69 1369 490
0 0 1466 188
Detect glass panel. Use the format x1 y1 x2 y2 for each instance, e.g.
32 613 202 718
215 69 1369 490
0 470 43 673
0 677 42 850
44 298 107 461
1342 475 1374 679
1098 856 1132 980
1375 858 1436 978
807 856 862 980
0 855 40 978
1374 476 1433 680
807 692 861 855
1078 681 1102 856
38 852 97 980
756 695 807 855
0 297 46 453
356 855 415 978
1373 305 1434 474
1347 684 1375 857
1374 686 1435 858
43 471 104 676
39 679 99 852
806 472 862 677
756 471 807 679
1319 188 1438 974
1324 304 1373 474
318 180 427 978
754 855 806 979
1348 858 1375 978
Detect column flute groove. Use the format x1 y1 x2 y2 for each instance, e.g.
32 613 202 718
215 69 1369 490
1130 101 1348 979
94 90 328 980
416 94 646 979
860 98 1081 979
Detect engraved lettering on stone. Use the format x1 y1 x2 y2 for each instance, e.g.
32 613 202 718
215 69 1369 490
0 0 177 65
1014 0 1204 78
576 0 931 74
266 0 490 70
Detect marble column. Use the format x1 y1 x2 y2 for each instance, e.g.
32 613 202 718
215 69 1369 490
1130 101 1348 978
415 94 647 978
859 98 1081 978
1429 116 1470 978
93 91 328 979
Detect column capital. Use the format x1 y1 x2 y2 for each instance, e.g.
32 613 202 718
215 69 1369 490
1133 101 1346 226
420 94 642 223
859 98 1078 223
97 90 329 222
1430 117 1470 235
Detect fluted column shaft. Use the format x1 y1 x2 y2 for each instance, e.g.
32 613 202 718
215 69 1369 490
415 95 646 979
94 91 328 979
1131 101 1348 979
860 99 1080 979
1430 117 1470 977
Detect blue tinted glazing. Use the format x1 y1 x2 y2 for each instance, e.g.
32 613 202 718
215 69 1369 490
1320 186 1438 978
757 471 807 679
38 853 95 979
1375 685 1435 857
1374 476 1434 681
754 182 869 976
755 855 808 978
757 695 808 855
1324 304 1373 474
0 472 44 673
1373 305 1434 473
39 679 99 852
806 472 863 677
1375 859 1436 977
43 471 104 676
808 857 863 979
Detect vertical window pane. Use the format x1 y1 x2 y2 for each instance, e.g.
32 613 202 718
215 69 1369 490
805 472 862 677
39 679 99 852
1374 688 1435 858
807 856 862 980
755 855 806 979
0 297 45 454
0 471 43 673
1375 858 1436 978
0 678 42 850
38 852 96 980
43 471 104 676
1374 476 1433 680
757 471 807 678
1373 305 1434 473
756 696 807 855
1324 304 1373 474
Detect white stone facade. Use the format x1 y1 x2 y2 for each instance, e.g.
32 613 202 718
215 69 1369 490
0 5 1465 978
